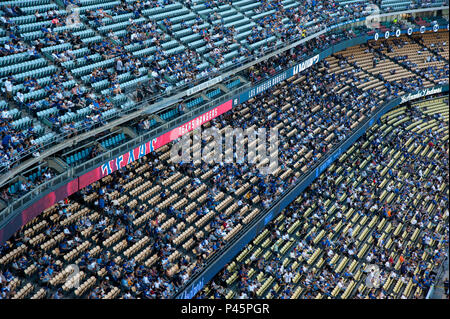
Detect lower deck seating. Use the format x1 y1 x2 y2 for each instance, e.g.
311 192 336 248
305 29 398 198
199 96 449 299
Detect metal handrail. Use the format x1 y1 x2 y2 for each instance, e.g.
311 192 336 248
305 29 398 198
174 86 449 299
1 5 447 181
0 29 368 218
0 22 448 228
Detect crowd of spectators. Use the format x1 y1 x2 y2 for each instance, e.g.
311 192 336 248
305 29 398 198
197 96 448 299
0 0 447 176
0 0 448 299
0 112 42 168
245 27 363 83
0 33 447 298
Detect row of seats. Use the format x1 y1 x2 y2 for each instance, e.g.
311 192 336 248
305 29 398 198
7 180 24 195
0 0 447 175
65 147 93 166
206 88 221 99
0 37 434 298
185 96 204 109
199 96 448 299
100 133 126 149
24 167 48 183
0 15 448 299
381 0 446 11
160 108 180 121
226 78 241 90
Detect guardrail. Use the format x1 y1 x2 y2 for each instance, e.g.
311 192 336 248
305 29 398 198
426 256 449 299
174 84 449 299
0 20 448 243
0 5 447 185
0 30 370 238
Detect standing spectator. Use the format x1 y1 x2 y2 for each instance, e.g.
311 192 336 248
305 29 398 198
3 77 13 100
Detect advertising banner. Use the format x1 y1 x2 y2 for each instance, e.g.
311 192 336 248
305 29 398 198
240 54 320 103
1 22 448 244
175 85 448 299
400 87 444 103
370 24 449 41
78 99 233 189
0 179 79 244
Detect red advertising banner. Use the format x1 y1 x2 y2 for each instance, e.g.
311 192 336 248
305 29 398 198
0 179 79 244
1 100 233 244
79 99 233 189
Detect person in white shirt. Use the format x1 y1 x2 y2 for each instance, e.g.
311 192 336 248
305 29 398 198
1 110 11 119
15 90 24 104
238 292 248 299
337 280 344 291
4 78 13 99
116 58 123 73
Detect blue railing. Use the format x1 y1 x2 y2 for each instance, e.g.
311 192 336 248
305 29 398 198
175 84 449 299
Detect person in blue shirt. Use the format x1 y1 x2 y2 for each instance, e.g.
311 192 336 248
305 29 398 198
98 196 105 210
1 133 11 149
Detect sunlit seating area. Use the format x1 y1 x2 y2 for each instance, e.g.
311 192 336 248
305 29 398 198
199 96 448 299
